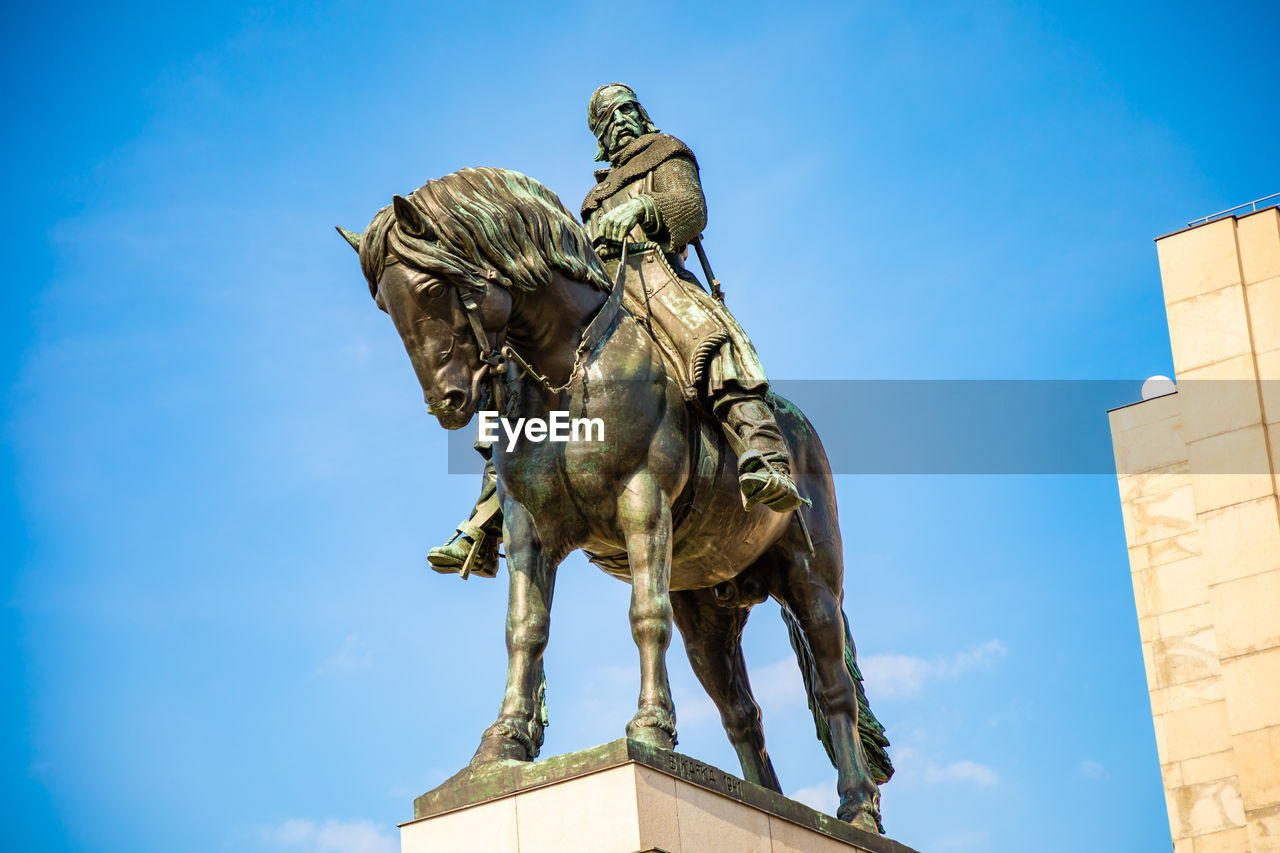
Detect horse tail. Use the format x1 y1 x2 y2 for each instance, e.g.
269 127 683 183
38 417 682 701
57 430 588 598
781 606 894 784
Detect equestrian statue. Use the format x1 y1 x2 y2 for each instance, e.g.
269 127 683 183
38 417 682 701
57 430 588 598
335 83 893 832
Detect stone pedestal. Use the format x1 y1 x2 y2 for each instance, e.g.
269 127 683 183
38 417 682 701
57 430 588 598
401 739 918 853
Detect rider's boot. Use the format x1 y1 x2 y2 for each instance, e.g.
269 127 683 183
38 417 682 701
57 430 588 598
716 396 808 513
429 512 501 579
429 466 503 578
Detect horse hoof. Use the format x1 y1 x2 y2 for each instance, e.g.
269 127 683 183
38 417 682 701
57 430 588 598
627 723 675 751
470 739 527 767
837 801 883 835
626 706 677 750
471 721 534 766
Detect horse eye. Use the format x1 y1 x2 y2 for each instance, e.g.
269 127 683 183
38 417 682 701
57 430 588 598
418 280 448 300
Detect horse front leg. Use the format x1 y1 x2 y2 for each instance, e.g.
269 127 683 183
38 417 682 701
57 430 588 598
472 502 556 766
618 471 676 750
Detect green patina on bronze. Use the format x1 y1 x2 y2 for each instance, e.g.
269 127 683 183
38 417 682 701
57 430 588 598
337 84 894 834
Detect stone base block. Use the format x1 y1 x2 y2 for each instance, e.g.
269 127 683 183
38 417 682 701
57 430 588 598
401 739 918 853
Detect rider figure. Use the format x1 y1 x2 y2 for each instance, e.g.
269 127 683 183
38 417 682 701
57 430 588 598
428 83 804 578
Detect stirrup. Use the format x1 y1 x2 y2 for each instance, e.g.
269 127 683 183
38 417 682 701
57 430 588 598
736 450 809 513
428 521 498 579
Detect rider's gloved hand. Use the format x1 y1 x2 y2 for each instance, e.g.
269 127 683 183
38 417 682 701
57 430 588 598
595 197 647 244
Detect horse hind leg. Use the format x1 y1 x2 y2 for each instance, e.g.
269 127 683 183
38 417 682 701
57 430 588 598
773 532 884 833
671 586 781 792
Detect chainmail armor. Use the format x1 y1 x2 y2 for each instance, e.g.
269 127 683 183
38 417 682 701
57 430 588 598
581 133 706 252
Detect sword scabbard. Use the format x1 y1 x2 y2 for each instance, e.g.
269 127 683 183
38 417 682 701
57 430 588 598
691 235 726 303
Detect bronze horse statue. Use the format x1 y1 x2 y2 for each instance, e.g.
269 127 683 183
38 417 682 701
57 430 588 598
338 167 892 831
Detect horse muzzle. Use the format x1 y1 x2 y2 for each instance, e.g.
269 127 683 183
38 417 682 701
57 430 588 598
426 389 472 428
425 363 493 429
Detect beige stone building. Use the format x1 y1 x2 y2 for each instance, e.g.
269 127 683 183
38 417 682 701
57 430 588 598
1109 203 1280 852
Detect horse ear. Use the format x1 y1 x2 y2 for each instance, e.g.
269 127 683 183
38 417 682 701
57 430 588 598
335 226 362 253
392 194 436 240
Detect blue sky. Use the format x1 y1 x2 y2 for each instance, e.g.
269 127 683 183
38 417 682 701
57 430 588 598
4 2 1279 851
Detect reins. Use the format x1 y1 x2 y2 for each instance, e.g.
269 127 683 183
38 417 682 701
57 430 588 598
454 241 629 401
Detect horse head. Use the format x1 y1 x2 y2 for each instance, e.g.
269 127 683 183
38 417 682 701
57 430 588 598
338 168 611 430
338 196 515 430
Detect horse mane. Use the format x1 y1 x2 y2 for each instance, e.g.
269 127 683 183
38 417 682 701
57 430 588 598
357 167 612 298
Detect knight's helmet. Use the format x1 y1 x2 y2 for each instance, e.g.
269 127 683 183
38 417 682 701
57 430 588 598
587 83 659 162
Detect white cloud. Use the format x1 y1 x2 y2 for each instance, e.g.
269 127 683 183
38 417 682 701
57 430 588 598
789 780 838 816
950 640 1007 673
672 657 810 730
787 761 997 819
859 653 932 697
340 340 372 362
881 740 1000 791
1076 759 1107 779
263 819 397 853
317 633 372 674
924 760 999 787
671 687 718 726
861 640 1006 699
748 657 807 703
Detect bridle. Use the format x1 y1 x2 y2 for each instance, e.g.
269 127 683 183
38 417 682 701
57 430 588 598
448 242 629 405
382 190 628 412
